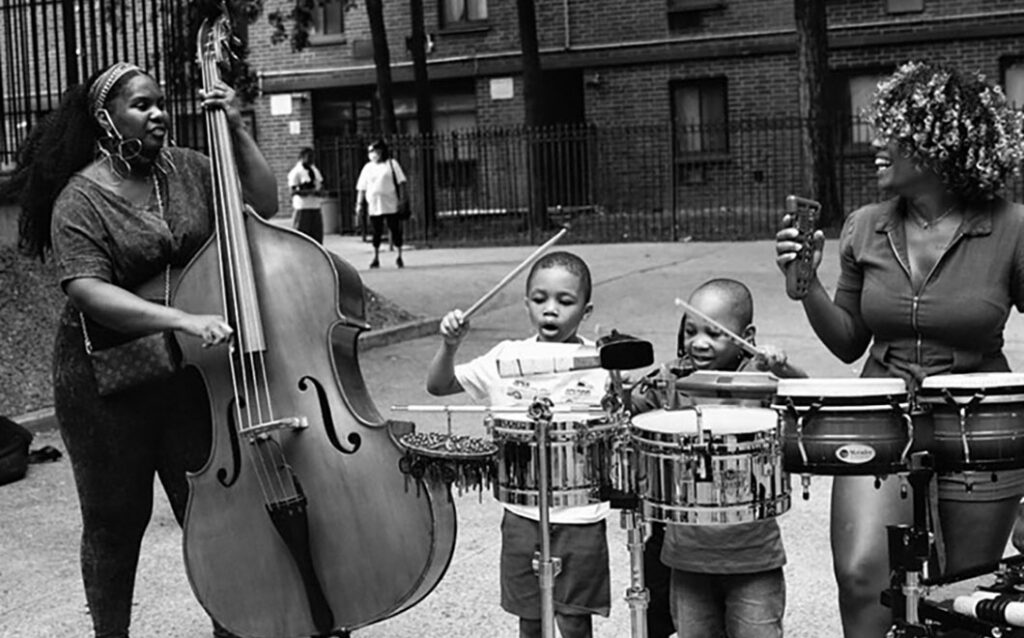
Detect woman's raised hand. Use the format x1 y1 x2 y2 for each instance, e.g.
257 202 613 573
775 214 825 275
199 81 243 131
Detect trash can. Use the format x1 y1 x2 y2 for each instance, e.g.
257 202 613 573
320 193 340 235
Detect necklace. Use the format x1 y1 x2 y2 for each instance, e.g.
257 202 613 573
909 204 957 230
152 174 164 217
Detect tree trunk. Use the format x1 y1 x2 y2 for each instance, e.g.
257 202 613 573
366 0 396 135
516 0 547 240
409 0 436 235
794 0 842 227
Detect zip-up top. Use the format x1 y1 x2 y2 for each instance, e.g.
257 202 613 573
834 196 1024 380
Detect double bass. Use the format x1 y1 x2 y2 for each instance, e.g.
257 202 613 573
175 15 456 637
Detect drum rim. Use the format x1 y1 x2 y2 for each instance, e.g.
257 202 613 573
629 406 779 434
771 401 908 412
920 372 1024 390
641 494 792 524
775 377 907 396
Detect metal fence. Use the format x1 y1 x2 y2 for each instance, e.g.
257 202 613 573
0 0 204 172
320 119 1024 245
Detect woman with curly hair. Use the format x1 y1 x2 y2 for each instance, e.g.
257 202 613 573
3 61 276 638
776 60 1024 637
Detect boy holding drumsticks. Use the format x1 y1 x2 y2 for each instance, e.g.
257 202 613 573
426 251 611 638
632 278 805 638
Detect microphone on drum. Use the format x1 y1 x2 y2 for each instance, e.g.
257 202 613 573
496 332 654 378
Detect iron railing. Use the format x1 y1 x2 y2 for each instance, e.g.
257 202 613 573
320 119 1024 245
0 0 205 172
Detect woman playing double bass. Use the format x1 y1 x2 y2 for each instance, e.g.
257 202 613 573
4 61 276 638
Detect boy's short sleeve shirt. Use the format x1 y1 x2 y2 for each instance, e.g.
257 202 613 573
455 337 611 524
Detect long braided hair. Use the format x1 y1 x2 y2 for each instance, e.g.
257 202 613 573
1 65 141 261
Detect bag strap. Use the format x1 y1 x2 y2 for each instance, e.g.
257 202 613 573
81 265 171 354
389 159 400 195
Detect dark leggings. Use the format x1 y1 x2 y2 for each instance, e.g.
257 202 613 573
370 213 403 250
54 314 212 638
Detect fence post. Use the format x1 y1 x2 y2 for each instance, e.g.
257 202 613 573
670 121 678 242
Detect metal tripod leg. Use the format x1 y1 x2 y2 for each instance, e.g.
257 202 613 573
622 509 650 638
530 400 560 638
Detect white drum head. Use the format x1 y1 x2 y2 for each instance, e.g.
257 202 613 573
921 372 1024 390
631 407 777 434
775 377 907 397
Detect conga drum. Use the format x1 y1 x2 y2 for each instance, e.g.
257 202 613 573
628 406 789 525
917 373 1024 473
773 378 912 497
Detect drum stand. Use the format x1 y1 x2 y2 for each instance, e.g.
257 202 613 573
606 370 650 638
528 398 561 638
883 452 1024 638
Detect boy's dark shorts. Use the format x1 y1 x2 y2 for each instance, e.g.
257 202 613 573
499 510 611 619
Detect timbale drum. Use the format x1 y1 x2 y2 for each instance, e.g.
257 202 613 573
625 406 789 525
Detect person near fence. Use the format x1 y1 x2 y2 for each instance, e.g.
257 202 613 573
3 61 277 638
775 60 1024 638
287 146 324 244
355 138 408 269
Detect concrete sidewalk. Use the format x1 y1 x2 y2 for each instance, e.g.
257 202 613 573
4 235 1022 638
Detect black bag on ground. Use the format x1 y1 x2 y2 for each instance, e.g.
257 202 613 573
0 416 33 486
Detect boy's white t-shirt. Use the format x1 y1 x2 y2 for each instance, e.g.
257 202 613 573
455 337 612 525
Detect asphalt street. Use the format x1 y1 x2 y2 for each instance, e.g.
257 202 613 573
4 234 1023 638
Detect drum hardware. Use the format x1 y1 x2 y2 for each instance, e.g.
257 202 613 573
525 397 561 638
393 405 498 499
939 389 987 468
883 452 1024 637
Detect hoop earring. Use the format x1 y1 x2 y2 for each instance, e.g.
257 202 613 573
117 138 143 162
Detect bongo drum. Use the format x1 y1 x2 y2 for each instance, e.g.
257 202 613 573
773 378 912 477
674 371 779 407
398 431 497 497
628 406 789 525
489 412 622 507
917 373 1024 473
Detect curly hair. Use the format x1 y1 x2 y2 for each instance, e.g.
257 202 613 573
1 65 140 261
527 251 593 303
865 60 1024 204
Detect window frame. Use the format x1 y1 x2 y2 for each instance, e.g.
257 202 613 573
439 0 490 34
830 66 895 155
670 77 730 162
308 0 346 46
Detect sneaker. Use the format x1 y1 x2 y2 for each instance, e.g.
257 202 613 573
396 256 404 268
370 258 380 269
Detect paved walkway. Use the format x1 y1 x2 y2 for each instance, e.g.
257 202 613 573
4 232 1022 637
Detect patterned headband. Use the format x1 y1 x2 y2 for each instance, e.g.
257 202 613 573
88 62 143 116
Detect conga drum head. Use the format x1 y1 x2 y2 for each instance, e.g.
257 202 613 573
918 373 1024 472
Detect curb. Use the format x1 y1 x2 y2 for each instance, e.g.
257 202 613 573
12 407 58 435
12 317 442 436
359 316 440 350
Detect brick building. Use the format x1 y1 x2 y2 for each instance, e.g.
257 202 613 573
245 0 1024 239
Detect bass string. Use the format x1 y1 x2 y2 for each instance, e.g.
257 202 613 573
200 40 292 506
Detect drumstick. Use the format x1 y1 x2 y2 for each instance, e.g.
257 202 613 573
673 297 762 358
462 227 569 320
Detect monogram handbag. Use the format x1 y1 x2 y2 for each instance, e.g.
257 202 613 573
81 266 182 397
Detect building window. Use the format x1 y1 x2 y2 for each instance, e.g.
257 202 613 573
1003 59 1024 108
671 78 728 157
312 0 345 37
886 0 924 14
667 0 724 34
441 0 488 28
831 69 892 148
